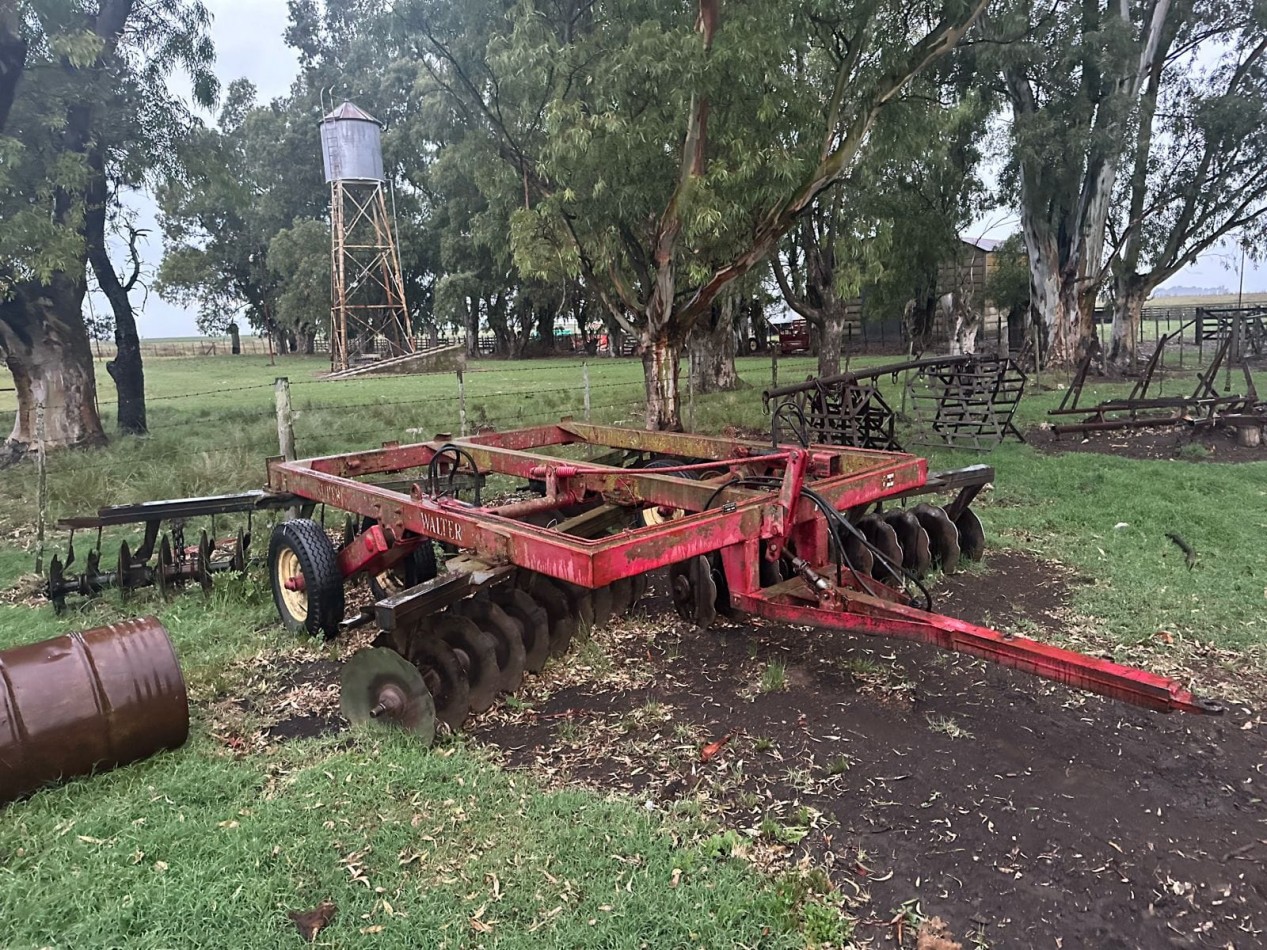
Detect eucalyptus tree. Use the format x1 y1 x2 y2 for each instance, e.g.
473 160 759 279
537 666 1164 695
1104 3 1267 368
157 80 325 352
995 0 1178 366
405 0 987 429
0 0 215 453
773 79 988 375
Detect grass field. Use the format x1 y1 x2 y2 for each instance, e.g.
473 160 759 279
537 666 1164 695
0 351 1263 946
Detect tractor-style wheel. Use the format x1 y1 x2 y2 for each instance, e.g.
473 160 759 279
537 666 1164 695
269 519 345 638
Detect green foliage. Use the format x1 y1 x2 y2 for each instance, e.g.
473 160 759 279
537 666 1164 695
984 233 1029 319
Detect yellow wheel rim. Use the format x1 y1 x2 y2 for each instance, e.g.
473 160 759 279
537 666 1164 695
276 546 307 622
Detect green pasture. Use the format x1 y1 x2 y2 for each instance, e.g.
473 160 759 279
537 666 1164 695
0 350 1262 946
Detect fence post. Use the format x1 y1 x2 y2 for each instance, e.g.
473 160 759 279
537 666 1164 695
457 368 467 436
34 400 47 576
771 343 778 391
582 361 591 421
274 377 295 461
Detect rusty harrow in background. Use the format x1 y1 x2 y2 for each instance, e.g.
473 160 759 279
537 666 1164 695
763 354 1027 452
250 421 1218 741
1049 318 1265 436
45 491 298 611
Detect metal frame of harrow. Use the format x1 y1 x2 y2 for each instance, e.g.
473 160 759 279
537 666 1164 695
763 355 1027 452
266 421 1218 715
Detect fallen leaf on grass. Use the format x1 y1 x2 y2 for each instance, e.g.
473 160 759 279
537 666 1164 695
288 900 337 942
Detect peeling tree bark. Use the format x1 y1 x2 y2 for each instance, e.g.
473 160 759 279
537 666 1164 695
0 278 107 454
686 298 741 395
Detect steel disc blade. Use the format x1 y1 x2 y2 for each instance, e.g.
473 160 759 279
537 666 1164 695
555 580 595 633
609 577 634 617
669 562 694 622
437 614 500 714
591 585 614 629
838 529 875 580
233 527 248 573
408 637 470 732
340 648 436 744
884 510 932 577
954 507 986 561
628 570 648 613
156 535 172 598
708 553 733 618
691 555 718 630
858 514 904 582
491 587 551 674
913 504 960 574
454 597 526 695
117 540 132 601
526 575 576 658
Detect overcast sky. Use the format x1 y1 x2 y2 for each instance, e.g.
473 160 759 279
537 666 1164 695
111 2 1265 339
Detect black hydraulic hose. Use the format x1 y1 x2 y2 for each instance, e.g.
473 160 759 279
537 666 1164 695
708 474 933 612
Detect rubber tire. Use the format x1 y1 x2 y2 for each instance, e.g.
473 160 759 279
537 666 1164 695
269 519 345 638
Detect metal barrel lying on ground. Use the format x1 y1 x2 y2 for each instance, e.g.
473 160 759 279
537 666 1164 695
0 617 189 804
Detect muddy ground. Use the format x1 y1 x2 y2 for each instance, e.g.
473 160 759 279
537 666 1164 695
1027 423 1266 464
237 554 1266 948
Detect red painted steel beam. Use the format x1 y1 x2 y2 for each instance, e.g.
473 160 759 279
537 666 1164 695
731 587 1222 715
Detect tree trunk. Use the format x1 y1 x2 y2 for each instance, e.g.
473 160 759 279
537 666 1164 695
817 310 844 378
1021 220 1061 366
687 310 740 394
463 299 479 358
300 327 316 355
642 333 681 430
536 306 556 354
943 293 981 356
85 147 146 434
1108 276 1147 370
228 322 241 354
0 278 107 454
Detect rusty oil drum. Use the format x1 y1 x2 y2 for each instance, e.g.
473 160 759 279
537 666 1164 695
0 616 189 804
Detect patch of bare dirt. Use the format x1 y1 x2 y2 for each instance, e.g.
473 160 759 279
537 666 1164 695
1028 422 1267 463
468 553 1267 949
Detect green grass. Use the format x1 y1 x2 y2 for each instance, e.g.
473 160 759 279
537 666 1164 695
0 348 1263 945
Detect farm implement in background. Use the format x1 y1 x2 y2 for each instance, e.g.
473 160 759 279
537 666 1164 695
48 421 1222 746
1050 317 1266 440
763 354 1027 452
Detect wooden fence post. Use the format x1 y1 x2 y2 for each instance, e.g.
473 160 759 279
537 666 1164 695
275 377 296 461
583 362 591 421
457 368 467 436
35 401 47 576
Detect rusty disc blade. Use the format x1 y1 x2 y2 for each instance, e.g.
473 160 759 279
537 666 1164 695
340 648 435 745
437 614 500 714
407 637 469 733
117 540 132 601
627 572 648 613
454 596 526 694
156 535 173 598
591 585 614 629
609 576 634 617
883 510 932 577
526 575 576 658
838 529 874 580
912 504 960 574
858 514 904 582
954 508 986 561
554 580 595 633
490 586 550 674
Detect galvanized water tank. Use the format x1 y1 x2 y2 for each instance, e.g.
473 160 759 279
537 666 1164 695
0 617 189 804
319 101 385 183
